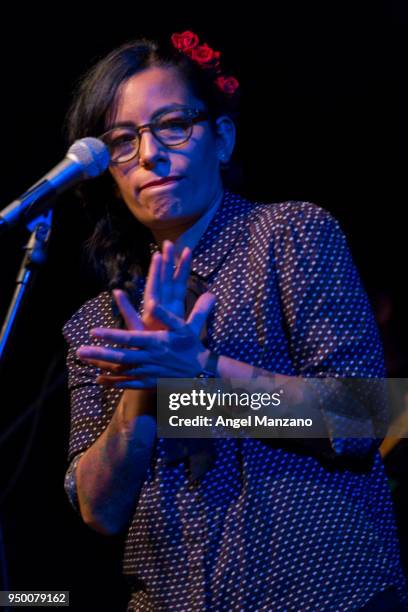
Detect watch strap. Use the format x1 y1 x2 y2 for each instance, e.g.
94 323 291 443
197 351 219 378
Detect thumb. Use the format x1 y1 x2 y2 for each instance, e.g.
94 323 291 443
187 292 216 335
113 289 144 330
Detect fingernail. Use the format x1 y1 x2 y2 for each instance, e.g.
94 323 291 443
77 347 90 356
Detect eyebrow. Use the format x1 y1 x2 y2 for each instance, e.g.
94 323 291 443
107 104 192 130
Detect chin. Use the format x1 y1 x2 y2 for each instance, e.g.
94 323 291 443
145 194 185 221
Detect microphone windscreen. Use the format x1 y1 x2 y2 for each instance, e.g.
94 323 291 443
67 137 110 178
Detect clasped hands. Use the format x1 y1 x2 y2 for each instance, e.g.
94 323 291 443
76 241 216 389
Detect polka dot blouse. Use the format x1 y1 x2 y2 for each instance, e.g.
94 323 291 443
63 190 408 611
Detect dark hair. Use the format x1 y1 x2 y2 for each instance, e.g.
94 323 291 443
64 35 240 293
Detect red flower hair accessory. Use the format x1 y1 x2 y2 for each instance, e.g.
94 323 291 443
171 30 239 96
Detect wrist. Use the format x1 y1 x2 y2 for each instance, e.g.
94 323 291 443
196 349 220 378
197 349 211 370
118 389 157 424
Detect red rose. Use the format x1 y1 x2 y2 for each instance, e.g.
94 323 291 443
214 75 240 95
171 31 199 52
191 44 221 70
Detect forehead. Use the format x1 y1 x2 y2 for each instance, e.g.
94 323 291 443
110 65 199 125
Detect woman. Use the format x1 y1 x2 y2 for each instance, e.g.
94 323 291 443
63 31 407 610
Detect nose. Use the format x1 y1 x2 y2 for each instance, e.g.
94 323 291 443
138 126 166 168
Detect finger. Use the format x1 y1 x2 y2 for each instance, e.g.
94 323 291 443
96 374 138 384
144 252 162 306
96 376 157 389
101 365 177 378
113 289 144 330
77 346 151 366
90 328 164 349
161 240 175 304
173 246 192 284
78 357 127 372
112 380 157 390
148 299 185 332
187 292 217 335
173 247 193 301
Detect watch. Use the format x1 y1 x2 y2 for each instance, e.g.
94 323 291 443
197 351 219 378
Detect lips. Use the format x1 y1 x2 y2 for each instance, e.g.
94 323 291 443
140 176 183 192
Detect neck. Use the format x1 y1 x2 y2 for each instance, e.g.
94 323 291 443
152 189 224 255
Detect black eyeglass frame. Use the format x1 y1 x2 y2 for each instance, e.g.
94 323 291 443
99 107 210 165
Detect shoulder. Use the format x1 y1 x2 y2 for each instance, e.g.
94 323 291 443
62 291 116 347
225 195 344 255
244 198 340 234
219 192 348 260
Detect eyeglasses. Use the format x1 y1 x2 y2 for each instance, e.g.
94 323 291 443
100 107 209 165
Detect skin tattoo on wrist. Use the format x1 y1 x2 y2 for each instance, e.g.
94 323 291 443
250 365 272 380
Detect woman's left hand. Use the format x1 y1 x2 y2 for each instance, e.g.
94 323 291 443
76 291 216 389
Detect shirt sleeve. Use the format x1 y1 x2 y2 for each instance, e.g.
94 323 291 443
272 203 388 460
62 294 124 462
62 293 124 512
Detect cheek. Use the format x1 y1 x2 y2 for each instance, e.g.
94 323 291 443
185 140 220 182
109 169 135 201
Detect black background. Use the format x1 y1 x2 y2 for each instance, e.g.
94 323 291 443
0 2 407 610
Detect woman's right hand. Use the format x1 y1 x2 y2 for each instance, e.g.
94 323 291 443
90 240 193 387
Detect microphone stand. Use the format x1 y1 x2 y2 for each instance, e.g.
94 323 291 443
0 212 53 604
0 137 108 597
0 212 53 366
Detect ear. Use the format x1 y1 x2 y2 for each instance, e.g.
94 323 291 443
214 115 236 164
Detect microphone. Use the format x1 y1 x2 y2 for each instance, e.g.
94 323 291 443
0 137 110 234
